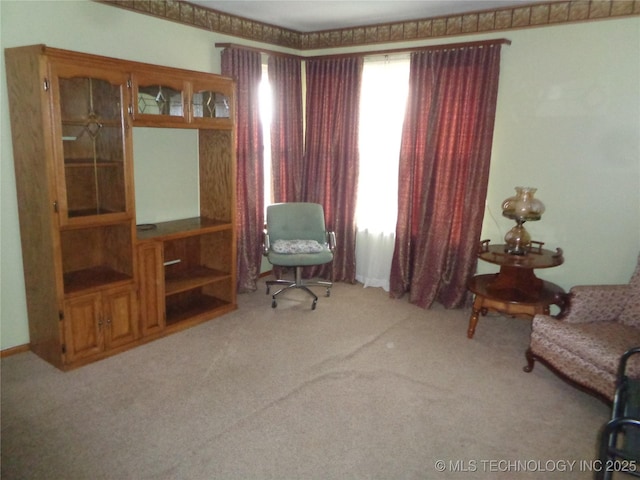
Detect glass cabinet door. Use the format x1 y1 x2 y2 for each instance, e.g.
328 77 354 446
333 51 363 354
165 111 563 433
191 91 230 119
132 73 188 125
190 78 234 127
51 64 132 224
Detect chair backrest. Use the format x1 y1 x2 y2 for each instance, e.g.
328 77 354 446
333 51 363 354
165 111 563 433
266 203 328 244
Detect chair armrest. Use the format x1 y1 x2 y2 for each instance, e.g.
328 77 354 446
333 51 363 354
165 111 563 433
599 417 640 465
619 347 640 380
611 347 640 419
262 230 271 256
559 284 629 323
327 231 336 252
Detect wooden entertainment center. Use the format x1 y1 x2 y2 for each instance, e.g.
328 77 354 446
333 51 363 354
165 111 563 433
5 45 237 370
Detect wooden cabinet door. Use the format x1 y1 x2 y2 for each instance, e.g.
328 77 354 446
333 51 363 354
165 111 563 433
103 286 139 349
137 242 165 337
63 286 137 364
63 292 104 363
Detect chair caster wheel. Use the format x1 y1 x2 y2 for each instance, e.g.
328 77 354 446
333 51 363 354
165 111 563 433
312 300 317 310
272 300 277 308
326 289 331 297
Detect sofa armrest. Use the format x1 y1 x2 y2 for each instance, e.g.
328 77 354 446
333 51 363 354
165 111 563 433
559 284 629 323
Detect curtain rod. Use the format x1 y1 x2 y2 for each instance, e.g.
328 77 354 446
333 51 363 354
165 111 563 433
215 38 511 61
215 43 303 59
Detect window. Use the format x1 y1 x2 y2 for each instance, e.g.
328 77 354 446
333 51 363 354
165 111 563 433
355 55 410 290
258 55 410 290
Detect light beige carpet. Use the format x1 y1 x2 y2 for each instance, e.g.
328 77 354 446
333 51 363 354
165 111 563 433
1 279 610 479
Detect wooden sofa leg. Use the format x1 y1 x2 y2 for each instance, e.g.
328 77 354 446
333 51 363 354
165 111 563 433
523 348 536 373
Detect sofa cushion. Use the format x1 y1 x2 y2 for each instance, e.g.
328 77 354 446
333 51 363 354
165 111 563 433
532 316 640 379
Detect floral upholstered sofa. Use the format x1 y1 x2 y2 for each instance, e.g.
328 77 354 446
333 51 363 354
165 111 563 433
524 255 640 403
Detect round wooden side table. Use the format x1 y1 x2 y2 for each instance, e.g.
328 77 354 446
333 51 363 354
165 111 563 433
467 240 566 339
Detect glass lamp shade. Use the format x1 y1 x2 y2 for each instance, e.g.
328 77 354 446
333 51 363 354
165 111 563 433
502 187 545 222
502 187 545 255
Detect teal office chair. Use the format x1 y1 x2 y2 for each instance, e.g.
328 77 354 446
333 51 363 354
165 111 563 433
263 203 336 309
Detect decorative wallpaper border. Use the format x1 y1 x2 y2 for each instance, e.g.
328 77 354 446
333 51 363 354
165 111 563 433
102 1 640 50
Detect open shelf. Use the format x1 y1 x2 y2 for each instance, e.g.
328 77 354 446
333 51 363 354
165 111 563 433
64 266 132 295
165 291 231 326
60 222 134 295
136 216 231 241
137 217 235 334
165 266 230 296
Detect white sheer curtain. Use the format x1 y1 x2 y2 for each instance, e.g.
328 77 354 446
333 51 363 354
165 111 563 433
259 62 272 209
355 56 410 290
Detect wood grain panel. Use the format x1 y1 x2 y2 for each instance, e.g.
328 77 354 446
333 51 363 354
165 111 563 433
63 292 103 363
5 46 64 367
199 129 233 221
104 286 139 348
201 229 233 273
137 242 165 336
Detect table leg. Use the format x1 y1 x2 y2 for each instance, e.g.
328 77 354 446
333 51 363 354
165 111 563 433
467 296 483 339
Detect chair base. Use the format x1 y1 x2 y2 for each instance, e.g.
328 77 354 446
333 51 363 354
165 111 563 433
266 267 332 310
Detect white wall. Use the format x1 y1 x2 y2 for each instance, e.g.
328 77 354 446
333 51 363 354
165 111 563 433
480 21 640 287
132 128 200 225
1 0 639 350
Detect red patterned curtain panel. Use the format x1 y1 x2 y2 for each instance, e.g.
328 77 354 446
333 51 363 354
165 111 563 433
304 57 363 282
390 43 503 308
221 47 264 293
268 55 304 203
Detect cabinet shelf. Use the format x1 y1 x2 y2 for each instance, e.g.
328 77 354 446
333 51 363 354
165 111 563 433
64 158 122 167
68 207 119 218
62 119 121 128
165 266 230 296
136 216 232 241
165 293 231 326
64 266 132 295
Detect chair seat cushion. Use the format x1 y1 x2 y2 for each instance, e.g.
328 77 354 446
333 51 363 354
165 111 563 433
272 239 325 254
268 242 333 267
532 317 640 379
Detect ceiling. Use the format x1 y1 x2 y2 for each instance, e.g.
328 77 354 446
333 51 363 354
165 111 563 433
189 0 548 32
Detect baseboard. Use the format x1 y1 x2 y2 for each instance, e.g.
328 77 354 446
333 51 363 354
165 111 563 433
1 344 30 358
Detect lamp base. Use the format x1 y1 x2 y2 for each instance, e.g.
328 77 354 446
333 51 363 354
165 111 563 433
504 223 531 255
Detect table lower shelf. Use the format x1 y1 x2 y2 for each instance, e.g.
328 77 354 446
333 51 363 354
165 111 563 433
467 274 566 339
